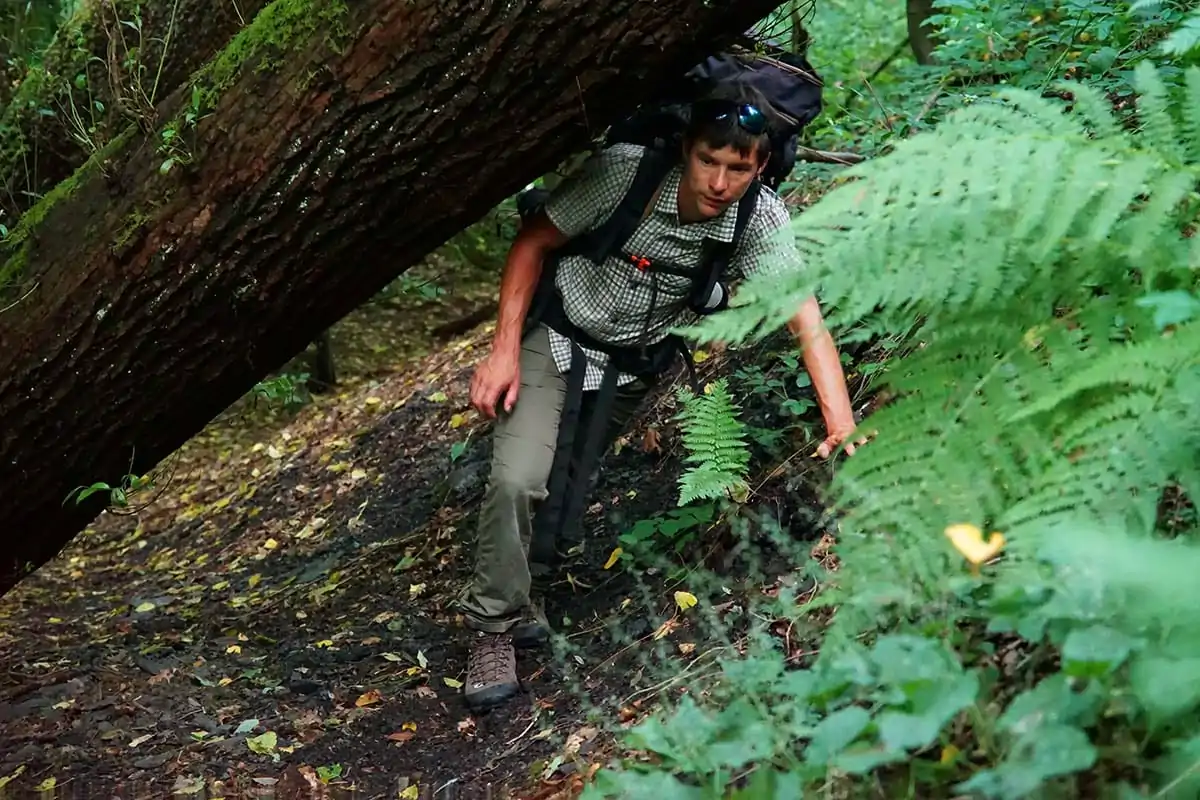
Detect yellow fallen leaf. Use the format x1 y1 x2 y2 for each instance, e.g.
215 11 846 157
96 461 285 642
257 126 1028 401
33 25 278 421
409 583 426 598
248 574 261 589
674 591 698 611
218 677 233 686
263 538 279 550
678 642 696 655
429 391 448 403
402 721 417 732
692 349 709 363
0 766 25 790
134 602 156 613
381 652 403 662
364 396 383 406
226 644 241 654
315 639 334 649
940 744 960 765
48 617 63 624
355 689 383 707
399 785 419 800
443 677 463 689
35 777 56 792
944 523 1005 566
449 413 466 429
603 548 623 570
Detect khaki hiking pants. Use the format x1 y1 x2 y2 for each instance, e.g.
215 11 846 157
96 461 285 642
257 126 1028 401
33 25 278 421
459 325 652 633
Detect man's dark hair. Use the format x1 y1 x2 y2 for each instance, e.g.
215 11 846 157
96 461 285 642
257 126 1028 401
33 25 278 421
683 81 780 164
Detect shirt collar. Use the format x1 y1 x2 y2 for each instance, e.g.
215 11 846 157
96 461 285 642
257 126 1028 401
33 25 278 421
654 166 739 243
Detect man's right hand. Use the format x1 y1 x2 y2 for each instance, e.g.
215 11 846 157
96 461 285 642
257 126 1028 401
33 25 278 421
469 349 520 419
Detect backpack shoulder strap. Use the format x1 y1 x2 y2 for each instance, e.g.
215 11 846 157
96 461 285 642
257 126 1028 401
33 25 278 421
690 179 761 309
558 146 674 264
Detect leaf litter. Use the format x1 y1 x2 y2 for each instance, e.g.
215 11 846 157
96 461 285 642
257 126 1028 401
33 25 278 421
0 290 832 796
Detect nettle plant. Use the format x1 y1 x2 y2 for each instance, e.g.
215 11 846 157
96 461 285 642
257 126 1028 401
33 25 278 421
585 61 1200 798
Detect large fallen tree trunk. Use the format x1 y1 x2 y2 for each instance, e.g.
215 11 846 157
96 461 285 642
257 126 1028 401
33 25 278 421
0 0 784 596
1 0 274 223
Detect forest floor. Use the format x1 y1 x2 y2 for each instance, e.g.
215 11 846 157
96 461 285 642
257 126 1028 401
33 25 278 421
0 250 865 799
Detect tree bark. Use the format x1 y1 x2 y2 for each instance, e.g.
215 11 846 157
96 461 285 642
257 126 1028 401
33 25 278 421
907 0 940 66
0 0 784 597
0 0 273 224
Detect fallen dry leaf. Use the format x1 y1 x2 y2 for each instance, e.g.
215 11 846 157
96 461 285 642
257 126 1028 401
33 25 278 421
565 726 599 755
642 427 661 453
653 618 678 641
355 689 383 707
674 591 698 611
387 731 414 743
457 717 476 735
603 547 623 570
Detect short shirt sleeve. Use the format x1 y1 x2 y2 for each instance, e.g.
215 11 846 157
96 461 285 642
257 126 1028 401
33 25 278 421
728 189 802 282
543 144 644 239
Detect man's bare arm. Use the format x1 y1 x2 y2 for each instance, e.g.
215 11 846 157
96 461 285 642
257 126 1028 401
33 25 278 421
491 211 568 358
469 210 568 419
788 295 865 457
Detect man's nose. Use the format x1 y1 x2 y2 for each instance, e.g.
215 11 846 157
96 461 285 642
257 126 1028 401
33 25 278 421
709 169 729 194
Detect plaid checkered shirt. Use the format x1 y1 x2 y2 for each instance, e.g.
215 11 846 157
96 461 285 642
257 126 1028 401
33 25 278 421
541 143 802 390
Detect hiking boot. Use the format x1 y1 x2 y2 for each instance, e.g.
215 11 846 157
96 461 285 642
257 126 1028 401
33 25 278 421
464 632 519 712
511 595 551 649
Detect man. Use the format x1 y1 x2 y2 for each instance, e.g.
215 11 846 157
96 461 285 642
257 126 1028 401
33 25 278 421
457 84 865 711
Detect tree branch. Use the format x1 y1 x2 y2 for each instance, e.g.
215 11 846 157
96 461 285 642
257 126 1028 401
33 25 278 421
795 145 865 165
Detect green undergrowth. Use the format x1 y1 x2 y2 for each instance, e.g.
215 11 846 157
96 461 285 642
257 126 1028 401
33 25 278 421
578 5 1200 798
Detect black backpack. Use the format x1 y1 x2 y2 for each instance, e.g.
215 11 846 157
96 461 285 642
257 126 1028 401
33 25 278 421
603 46 824 191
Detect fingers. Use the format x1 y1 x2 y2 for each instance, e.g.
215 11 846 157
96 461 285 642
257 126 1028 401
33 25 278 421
503 380 519 414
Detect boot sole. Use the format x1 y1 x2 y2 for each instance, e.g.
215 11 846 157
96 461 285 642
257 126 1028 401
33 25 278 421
511 622 550 649
463 681 520 712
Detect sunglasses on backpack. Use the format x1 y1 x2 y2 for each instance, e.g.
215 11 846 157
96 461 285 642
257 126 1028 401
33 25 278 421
693 100 769 136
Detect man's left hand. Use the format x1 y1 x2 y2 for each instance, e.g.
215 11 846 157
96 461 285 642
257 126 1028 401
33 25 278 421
815 422 871 459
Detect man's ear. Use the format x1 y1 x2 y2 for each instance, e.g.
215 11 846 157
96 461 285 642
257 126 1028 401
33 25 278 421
757 152 771 177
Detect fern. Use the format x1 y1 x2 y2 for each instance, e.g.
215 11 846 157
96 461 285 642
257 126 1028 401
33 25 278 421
682 64 1200 633
1161 9 1200 57
675 379 751 507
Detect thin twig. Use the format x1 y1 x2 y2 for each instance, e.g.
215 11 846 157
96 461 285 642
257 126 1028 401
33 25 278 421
0 281 38 314
575 76 592 140
795 145 865 166
504 713 540 746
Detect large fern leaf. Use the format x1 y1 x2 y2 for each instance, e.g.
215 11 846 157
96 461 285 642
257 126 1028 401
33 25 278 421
675 379 752 507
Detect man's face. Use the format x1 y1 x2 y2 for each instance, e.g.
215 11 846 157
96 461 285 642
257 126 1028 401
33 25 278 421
678 141 763 222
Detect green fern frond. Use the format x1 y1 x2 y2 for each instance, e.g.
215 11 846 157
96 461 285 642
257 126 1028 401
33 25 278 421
685 65 1200 350
1054 80 1124 141
1134 60 1185 164
675 379 751 507
1184 68 1200 163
